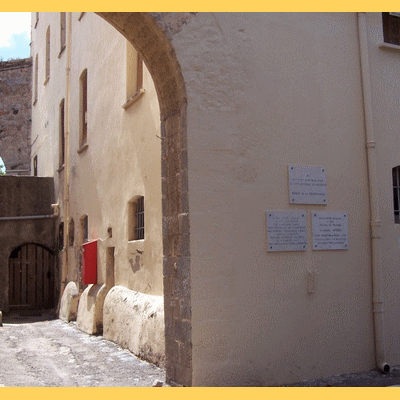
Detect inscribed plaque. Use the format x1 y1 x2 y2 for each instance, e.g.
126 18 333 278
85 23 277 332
312 212 348 250
266 211 307 252
289 165 327 205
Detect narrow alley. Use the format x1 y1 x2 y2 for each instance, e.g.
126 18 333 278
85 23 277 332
0 315 166 387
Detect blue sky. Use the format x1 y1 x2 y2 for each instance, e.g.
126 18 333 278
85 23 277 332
0 13 31 61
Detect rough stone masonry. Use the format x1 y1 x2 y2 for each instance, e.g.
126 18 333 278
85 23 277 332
0 58 32 175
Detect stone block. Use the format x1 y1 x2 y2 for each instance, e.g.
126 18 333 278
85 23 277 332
103 285 165 367
59 281 79 322
76 284 108 335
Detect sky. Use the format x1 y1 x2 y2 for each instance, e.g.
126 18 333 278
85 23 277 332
0 12 31 61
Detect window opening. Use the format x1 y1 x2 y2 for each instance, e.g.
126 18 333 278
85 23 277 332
33 155 38 176
106 247 115 288
69 218 74 246
128 196 145 240
81 215 88 243
135 196 145 240
79 69 88 147
34 54 38 104
382 13 400 46
393 166 400 223
124 42 144 108
45 26 50 83
59 99 65 168
58 222 64 251
60 13 66 55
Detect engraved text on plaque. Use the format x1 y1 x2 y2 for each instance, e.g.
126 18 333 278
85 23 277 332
312 212 348 250
289 165 327 205
267 211 307 252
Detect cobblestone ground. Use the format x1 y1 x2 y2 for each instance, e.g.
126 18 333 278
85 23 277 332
0 315 166 387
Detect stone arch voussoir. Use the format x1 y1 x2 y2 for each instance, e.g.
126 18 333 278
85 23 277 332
95 12 191 386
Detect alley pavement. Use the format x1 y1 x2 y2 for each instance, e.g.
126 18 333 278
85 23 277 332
2 313 400 387
0 314 166 387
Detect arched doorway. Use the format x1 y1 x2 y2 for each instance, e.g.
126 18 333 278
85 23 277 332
95 13 191 386
9 244 56 311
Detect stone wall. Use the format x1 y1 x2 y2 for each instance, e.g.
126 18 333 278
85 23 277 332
0 58 32 175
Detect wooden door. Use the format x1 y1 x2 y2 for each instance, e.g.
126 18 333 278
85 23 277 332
9 244 56 311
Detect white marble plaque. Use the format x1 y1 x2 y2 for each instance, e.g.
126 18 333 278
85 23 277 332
312 212 348 250
289 165 327 205
266 211 307 252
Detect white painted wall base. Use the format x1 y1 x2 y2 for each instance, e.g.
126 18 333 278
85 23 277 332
103 286 165 367
59 281 79 322
76 284 108 334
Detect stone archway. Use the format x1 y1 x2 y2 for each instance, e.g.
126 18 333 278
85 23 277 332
96 13 191 386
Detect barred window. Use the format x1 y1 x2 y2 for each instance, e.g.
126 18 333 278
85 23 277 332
393 166 400 223
135 196 145 240
128 196 144 240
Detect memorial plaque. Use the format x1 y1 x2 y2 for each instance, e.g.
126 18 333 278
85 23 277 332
312 212 348 250
289 165 327 205
266 211 307 252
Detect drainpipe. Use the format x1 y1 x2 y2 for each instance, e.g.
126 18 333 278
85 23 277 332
0 203 59 222
0 215 54 221
357 12 390 374
62 12 72 294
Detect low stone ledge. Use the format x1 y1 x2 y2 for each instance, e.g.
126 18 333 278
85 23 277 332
59 281 79 322
103 286 165 367
76 284 108 335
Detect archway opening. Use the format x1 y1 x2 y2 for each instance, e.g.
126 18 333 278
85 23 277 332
9 243 56 311
94 13 191 386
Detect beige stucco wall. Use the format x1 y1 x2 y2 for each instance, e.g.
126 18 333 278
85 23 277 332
168 12 376 385
365 13 400 365
31 12 400 386
30 12 162 297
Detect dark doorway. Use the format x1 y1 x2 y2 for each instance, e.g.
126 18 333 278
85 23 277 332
9 244 56 311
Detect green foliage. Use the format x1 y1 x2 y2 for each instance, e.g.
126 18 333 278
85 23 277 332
0 157 6 175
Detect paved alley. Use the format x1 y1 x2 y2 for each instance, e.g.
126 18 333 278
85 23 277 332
0 315 166 387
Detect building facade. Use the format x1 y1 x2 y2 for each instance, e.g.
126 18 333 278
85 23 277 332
31 12 400 386
0 58 32 176
30 12 164 366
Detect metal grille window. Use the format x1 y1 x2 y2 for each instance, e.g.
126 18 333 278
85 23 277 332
393 166 400 223
135 196 144 240
128 196 144 241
